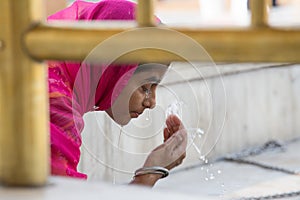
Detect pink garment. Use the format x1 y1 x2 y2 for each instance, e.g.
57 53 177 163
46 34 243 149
48 0 137 179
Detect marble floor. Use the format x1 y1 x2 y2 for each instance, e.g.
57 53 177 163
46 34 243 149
156 138 300 199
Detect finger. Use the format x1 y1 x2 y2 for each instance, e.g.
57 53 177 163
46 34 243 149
166 119 173 134
163 127 170 142
166 115 181 127
171 124 180 133
170 115 181 127
165 130 187 157
165 129 186 145
166 115 183 135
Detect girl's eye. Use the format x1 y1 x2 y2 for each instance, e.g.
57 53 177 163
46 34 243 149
142 86 148 92
141 85 151 92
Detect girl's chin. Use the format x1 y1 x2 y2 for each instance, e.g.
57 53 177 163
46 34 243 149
114 115 131 126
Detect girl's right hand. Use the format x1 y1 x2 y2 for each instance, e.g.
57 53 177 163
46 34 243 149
143 115 187 170
130 115 187 187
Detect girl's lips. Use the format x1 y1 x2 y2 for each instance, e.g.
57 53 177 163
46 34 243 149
130 112 140 118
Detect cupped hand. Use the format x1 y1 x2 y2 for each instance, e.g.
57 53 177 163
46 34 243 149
143 115 187 170
164 114 182 142
131 115 187 186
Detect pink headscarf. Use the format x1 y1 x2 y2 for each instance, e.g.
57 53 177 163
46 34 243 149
48 0 137 179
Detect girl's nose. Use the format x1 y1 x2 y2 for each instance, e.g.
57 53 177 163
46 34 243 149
143 98 151 108
143 91 156 109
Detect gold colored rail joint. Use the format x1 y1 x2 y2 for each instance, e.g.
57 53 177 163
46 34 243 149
250 0 269 28
137 0 155 27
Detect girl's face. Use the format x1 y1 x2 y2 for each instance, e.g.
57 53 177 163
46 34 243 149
128 82 157 119
106 66 167 125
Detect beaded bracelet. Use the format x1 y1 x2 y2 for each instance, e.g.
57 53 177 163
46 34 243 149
134 166 169 179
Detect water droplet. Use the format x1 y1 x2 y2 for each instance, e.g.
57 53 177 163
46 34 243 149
199 155 205 161
205 177 209 181
204 159 208 164
196 128 204 135
209 174 215 180
217 170 222 174
200 166 204 170
221 183 225 187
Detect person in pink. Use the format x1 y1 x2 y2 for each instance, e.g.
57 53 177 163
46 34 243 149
48 0 187 187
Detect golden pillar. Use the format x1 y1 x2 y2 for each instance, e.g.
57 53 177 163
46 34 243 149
0 0 49 186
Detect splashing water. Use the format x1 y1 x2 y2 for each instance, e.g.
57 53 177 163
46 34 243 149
165 101 183 119
165 101 204 156
165 101 226 194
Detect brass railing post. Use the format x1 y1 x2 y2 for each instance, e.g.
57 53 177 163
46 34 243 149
24 25 300 63
0 0 49 186
250 0 269 28
137 0 156 27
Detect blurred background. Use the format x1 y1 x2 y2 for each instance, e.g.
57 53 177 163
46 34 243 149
46 0 300 26
45 1 300 196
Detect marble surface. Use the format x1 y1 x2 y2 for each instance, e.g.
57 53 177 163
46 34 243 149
1 139 300 200
156 138 300 200
0 176 212 200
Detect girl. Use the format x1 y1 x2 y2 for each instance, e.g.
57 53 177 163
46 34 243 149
48 0 187 187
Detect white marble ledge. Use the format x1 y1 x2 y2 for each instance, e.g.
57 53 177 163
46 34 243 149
162 62 293 85
0 176 214 200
